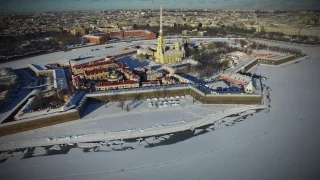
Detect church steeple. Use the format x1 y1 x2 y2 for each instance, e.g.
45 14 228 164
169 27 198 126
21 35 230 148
175 37 180 50
156 3 165 63
159 3 163 36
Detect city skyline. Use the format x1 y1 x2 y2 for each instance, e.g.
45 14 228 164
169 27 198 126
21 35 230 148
1 0 320 13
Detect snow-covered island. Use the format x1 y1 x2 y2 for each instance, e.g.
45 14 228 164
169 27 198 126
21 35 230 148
0 36 317 180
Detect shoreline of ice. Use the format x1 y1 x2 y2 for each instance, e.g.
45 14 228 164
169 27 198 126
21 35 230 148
0 105 266 152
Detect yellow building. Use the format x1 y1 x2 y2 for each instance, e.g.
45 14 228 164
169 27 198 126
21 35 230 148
71 28 85 36
96 80 139 91
84 69 110 81
149 21 159 27
98 24 120 32
263 26 301 36
154 5 184 64
72 62 119 75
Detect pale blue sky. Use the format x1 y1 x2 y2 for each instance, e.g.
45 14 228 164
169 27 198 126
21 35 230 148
1 0 319 12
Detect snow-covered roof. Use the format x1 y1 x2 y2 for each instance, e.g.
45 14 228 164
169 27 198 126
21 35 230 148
83 35 101 39
30 64 47 71
53 69 69 90
220 72 252 84
125 30 153 34
67 91 86 107
164 50 184 55
206 80 229 89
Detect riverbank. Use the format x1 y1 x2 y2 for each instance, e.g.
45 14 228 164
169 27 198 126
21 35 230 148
0 104 266 151
252 38 320 47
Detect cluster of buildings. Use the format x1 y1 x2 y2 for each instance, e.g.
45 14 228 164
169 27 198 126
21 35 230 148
0 90 10 109
71 56 140 91
1 7 320 38
0 67 19 112
28 64 69 90
219 72 255 94
0 67 18 88
70 55 190 91
258 25 320 36
182 29 207 37
1 6 319 63
82 30 157 45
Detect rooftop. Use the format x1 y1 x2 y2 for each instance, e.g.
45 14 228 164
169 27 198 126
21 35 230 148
99 80 138 87
30 64 47 71
0 67 17 78
53 69 69 90
86 68 109 76
220 73 252 83
83 35 101 39
142 81 159 85
164 50 184 56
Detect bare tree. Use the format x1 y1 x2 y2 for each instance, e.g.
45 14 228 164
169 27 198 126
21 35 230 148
239 39 247 48
163 89 169 98
104 98 110 108
192 97 196 103
198 70 205 81
155 89 161 98
126 104 130 112
207 43 216 50
111 93 119 102
134 93 143 101
118 99 125 110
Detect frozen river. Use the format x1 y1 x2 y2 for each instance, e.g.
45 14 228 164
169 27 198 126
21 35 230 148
0 41 320 180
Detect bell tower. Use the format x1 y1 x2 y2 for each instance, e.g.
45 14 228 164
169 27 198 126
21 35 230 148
156 4 165 64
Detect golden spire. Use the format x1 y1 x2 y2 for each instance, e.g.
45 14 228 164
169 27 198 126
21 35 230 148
160 3 163 36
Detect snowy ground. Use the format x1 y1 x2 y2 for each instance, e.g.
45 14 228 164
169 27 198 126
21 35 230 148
0 40 319 180
0 90 37 123
0 38 234 69
0 96 255 150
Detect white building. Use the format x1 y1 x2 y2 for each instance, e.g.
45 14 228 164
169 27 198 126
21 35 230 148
245 81 255 94
28 64 69 90
300 27 320 37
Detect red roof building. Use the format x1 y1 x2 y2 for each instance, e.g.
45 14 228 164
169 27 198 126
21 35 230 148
96 80 139 91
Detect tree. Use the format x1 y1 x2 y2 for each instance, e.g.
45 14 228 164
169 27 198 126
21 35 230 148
126 104 130 112
133 24 137 29
155 89 161 98
207 43 216 50
250 41 257 49
198 70 205 80
162 89 169 97
192 96 197 103
111 93 119 101
104 98 110 108
137 54 146 61
118 99 125 110
135 93 143 101
239 39 247 48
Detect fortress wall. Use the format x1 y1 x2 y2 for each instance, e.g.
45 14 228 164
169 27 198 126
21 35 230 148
0 110 80 137
89 87 262 107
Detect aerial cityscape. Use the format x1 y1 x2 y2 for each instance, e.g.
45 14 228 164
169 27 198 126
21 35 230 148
0 0 319 180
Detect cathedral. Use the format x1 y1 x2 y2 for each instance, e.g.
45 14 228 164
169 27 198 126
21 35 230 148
154 5 185 64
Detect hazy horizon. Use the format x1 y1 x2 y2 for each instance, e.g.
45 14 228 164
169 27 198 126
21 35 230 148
1 0 320 13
